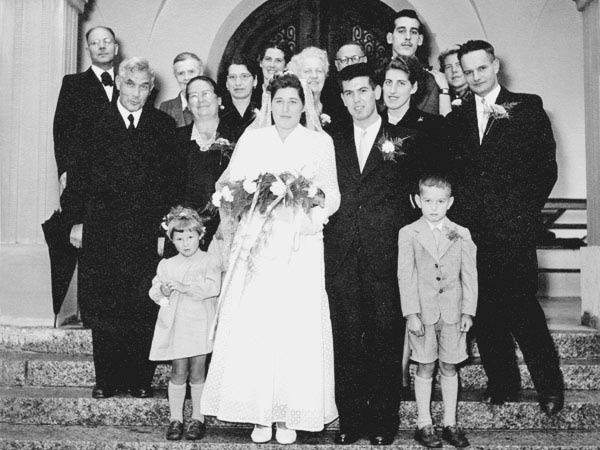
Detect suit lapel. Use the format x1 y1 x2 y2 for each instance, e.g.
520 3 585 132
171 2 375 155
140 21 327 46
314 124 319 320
481 87 510 145
414 218 439 261
438 219 456 259
360 122 384 180
337 127 361 180
463 97 481 148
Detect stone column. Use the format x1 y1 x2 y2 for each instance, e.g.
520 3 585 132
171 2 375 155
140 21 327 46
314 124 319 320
0 0 86 244
576 0 600 328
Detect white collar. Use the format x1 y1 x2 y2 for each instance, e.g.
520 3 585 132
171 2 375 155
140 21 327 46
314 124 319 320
180 91 188 110
475 84 501 109
353 115 381 141
90 65 115 83
116 100 143 128
425 218 446 232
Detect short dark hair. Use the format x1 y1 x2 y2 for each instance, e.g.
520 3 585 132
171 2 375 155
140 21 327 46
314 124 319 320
228 55 258 78
384 56 421 85
389 9 423 34
258 42 292 64
336 40 366 55
338 62 377 89
267 72 305 105
85 26 116 43
186 75 221 99
457 40 496 62
418 174 452 196
438 45 460 70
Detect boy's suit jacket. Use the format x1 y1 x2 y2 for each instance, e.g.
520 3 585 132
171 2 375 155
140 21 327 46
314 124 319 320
159 94 193 128
398 217 477 325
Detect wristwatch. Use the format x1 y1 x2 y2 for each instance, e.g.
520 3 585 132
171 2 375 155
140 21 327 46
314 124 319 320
438 88 450 95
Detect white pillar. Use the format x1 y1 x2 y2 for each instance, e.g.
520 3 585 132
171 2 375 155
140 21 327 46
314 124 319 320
0 0 86 244
575 0 600 328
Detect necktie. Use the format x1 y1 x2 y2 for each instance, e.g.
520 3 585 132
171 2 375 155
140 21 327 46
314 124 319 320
479 97 490 141
127 114 135 130
101 72 113 87
357 129 369 172
433 228 442 251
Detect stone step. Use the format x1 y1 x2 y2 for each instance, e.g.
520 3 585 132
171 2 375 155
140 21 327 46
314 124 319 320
1 386 599 430
2 325 599 359
2 351 599 391
1 424 600 449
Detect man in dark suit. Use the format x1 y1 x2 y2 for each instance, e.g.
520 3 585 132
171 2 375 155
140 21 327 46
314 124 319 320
324 63 419 446
159 52 203 127
53 26 119 192
446 40 564 416
386 9 451 116
63 57 177 400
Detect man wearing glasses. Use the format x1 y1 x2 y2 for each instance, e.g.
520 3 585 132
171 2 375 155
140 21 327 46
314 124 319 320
54 26 119 196
159 52 204 127
220 55 259 141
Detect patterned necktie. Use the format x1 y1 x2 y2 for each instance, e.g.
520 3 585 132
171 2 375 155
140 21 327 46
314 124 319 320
479 97 490 142
101 71 113 87
357 129 369 172
433 227 442 250
127 114 135 130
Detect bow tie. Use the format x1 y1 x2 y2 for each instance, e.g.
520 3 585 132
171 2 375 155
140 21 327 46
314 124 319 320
101 72 113 87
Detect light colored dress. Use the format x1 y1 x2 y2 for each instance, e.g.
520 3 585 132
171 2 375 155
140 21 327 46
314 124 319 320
200 124 340 431
148 243 224 361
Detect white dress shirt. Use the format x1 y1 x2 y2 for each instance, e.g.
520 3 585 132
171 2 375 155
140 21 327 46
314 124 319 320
117 100 142 129
475 84 501 142
353 115 382 171
90 65 115 101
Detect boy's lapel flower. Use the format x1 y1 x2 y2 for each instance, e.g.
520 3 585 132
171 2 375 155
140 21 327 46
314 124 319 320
446 228 462 242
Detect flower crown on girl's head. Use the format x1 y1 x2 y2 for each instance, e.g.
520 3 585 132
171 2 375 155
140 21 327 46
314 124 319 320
161 206 206 240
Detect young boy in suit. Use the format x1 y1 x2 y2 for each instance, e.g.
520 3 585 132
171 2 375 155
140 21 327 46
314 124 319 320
397 175 477 448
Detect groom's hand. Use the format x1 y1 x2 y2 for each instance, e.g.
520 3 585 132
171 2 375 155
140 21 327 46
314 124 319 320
407 314 424 337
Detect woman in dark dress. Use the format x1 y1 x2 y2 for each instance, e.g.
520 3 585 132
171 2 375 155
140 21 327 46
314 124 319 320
175 75 236 251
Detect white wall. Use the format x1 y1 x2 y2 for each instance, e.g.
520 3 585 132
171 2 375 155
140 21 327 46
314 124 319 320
79 0 585 198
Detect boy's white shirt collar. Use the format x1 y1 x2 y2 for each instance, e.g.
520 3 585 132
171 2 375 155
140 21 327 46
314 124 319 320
116 100 143 128
425 217 447 232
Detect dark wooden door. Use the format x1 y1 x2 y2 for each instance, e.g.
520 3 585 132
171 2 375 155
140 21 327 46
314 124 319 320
218 0 396 83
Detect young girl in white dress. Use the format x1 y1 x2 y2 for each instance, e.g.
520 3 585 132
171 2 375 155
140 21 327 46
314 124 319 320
201 72 340 445
149 206 225 441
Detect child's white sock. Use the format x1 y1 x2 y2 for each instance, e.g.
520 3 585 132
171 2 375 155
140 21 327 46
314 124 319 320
414 374 433 429
441 373 458 427
168 381 187 422
190 382 205 422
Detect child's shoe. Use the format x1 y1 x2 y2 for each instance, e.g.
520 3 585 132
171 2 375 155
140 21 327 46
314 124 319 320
185 419 206 440
166 420 183 440
275 423 297 444
414 425 442 448
251 424 272 443
442 425 469 447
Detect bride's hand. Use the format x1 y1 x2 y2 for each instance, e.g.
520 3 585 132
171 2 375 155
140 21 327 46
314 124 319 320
299 207 327 235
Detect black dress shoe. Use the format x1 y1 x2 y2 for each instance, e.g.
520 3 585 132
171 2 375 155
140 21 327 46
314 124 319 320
540 394 564 417
185 419 206 440
442 425 469 447
92 385 114 399
370 433 395 445
334 430 361 445
482 389 519 405
131 386 153 398
414 425 442 448
166 420 183 440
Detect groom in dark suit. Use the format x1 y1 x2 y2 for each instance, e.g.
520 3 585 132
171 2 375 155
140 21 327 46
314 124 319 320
63 57 177 400
325 63 420 445
446 40 564 416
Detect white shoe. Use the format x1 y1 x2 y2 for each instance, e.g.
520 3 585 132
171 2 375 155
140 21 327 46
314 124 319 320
251 424 272 443
275 424 297 445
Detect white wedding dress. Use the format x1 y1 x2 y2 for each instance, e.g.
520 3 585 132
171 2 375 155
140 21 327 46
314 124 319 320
200 124 340 431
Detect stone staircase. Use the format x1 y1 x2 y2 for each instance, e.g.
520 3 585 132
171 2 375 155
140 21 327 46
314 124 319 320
1 323 600 449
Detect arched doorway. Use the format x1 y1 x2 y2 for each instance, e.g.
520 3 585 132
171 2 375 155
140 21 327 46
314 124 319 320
218 0 398 84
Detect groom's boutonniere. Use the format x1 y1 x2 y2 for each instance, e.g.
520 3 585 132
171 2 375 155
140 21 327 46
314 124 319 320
485 102 518 120
320 113 331 127
377 134 411 162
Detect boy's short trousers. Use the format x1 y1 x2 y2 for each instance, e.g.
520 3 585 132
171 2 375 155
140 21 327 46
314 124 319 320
408 317 468 364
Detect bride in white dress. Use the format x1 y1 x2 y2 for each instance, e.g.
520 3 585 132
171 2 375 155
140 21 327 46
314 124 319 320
200 72 340 444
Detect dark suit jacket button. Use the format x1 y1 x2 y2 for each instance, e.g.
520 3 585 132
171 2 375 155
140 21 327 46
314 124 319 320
436 277 441 281
439 289 444 294
434 264 439 268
